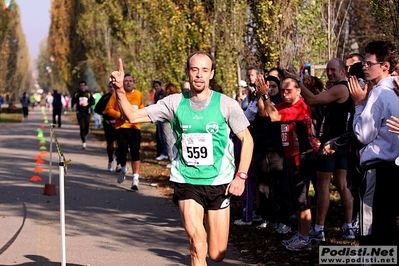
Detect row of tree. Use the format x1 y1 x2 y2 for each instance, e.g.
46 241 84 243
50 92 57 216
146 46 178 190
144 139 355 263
0 0 397 100
0 4 31 102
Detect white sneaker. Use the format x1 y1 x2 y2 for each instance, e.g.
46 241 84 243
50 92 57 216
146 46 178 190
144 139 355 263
276 223 292 234
234 219 252 226
256 220 278 230
107 161 113 172
115 164 122 172
117 166 129 184
155 154 168 160
82 142 87 149
131 179 139 190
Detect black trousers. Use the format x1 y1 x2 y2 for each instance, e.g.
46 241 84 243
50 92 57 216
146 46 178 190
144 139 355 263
53 108 62 126
76 111 90 143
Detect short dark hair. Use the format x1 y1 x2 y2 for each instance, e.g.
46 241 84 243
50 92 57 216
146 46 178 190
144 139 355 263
152 80 162 86
268 67 284 80
247 66 259 75
365 40 398 73
282 77 300 89
186 51 215 71
346 53 364 61
79 80 86 85
124 73 134 80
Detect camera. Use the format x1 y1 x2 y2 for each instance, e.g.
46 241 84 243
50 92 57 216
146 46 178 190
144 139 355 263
358 78 365 89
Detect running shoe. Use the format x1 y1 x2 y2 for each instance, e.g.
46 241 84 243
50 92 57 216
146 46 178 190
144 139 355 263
285 235 312 251
342 227 355 240
131 178 139 190
256 220 278 230
107 161 113 172
276 223 292 234
234 219 252 226
117 166 129 184
309 227 325 242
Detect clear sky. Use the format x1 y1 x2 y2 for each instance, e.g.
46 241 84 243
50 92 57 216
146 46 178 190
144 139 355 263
16 0 51 62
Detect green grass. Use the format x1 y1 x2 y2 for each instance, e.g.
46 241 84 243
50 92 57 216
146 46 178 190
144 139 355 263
0 112 23 122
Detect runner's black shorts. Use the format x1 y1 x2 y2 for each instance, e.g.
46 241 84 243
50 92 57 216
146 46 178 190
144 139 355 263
316 149 348 172
173 183 231 212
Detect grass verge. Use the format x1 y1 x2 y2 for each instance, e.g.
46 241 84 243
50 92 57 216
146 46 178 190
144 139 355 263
0 112 23 123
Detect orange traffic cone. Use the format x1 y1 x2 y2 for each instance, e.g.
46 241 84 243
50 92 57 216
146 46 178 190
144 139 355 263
30 175 42 181
33 166 43 172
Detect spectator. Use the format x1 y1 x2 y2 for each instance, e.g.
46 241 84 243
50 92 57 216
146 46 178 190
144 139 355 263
286 59 355 242
349 40 399 255
302 75 325 206
345 53 364 73
105 73 144 190
63 93 71 113
236 80 249 110
94 82 121 172
153 80 168 161
268 67 284 81
92 88 103 129
0 94 4 111
233 67 259 226
163 83 180 169
236 72 284 229
50 89 66 127
20 92 30 118
257 76 314 251
212 84 223 94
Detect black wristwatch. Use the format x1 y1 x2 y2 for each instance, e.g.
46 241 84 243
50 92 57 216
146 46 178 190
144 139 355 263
261 94 269 101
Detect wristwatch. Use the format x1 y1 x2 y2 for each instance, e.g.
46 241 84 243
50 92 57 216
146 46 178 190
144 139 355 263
261 94 269 101
236 172 248 180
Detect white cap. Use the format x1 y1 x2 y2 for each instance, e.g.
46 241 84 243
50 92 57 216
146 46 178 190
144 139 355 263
239 80 247 87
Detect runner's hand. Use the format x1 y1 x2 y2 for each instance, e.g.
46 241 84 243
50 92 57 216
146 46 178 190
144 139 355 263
110 58 125 93
226 177 245 196
322 142 335 155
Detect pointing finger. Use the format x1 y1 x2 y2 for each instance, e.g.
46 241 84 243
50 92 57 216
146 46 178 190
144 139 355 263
118 58 124 74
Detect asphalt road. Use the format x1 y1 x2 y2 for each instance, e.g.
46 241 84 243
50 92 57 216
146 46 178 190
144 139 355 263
0 107 243 266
